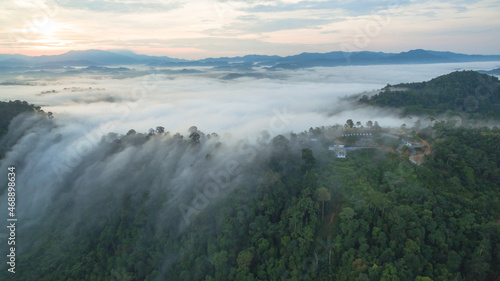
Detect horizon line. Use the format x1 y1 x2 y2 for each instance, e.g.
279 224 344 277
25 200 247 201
2 48 500 61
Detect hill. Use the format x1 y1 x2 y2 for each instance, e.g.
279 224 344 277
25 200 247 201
0 100 45 159
360 70 500 118
479 67 500 76
1 118 499 280
0 49 499 68
0 100 41 137
0 50 187 67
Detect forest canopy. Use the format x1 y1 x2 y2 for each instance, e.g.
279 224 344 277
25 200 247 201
359 71 500 119
1 102 499 280
0 100 42 137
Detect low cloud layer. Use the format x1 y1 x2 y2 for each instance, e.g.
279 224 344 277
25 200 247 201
2 61 499 138
0 62 499 274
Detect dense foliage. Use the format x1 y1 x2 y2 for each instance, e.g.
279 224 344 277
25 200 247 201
0 100 46 159
360 71 500 118
0 100 42 137
2 115 499 280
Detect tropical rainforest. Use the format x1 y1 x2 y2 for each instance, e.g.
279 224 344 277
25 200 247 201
359 71 500 118
0 71 499 281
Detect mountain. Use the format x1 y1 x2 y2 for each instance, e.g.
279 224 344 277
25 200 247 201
31 49 139 65
0 58 31 66
1 99 499 280
37 60 99 67
0 50 186 66
107 49 188 63
427 50 500 62
0 54 31 61
0 100 41 142
0 49 499 68
360 70 500 118
266 49 500 69
58 65 131 75
385 49 452 64
197 54 281 64
276 51 393 65
479 67 500 76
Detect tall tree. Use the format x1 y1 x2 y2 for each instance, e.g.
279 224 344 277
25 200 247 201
315 187 331 220
301 148 315 172
346 119 354 128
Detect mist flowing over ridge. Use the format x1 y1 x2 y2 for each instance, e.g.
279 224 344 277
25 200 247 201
1 61 500 280
2 0 500 278
1 97 499 280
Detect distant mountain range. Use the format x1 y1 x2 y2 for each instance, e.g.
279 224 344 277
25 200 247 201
0 49 499 68
479 67 500 76
0 49 187 67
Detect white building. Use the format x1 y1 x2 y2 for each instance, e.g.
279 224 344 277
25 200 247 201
329 145 346 158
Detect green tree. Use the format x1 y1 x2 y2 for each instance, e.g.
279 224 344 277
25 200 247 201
315 187 331 220
301 148 315 172
346 119 354 128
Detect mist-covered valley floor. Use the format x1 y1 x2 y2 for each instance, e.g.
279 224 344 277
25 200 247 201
2 61 500 136
0 63 500 280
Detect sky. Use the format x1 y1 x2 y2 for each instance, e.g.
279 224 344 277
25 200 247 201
1 0 500 59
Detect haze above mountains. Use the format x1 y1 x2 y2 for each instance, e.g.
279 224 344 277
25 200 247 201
2 49 500 69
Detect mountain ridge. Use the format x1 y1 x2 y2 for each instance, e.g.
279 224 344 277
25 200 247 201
0 49 499 67
360 70 500 118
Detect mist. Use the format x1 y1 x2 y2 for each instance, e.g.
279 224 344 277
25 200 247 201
3 61 499 138
1 61 499 278
2 62 499 218
0 113 273 256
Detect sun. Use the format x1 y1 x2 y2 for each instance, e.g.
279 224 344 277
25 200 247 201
12 19 74 52
31 18 58 36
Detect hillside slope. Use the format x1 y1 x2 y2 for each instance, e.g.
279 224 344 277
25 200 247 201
360 71 500 118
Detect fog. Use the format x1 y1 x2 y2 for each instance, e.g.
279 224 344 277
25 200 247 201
0 112 273 255
2 61 499 138
0 61 499 273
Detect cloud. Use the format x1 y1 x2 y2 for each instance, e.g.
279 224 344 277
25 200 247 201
55 0 183 13
0 0 500 59
240 0 412 16
1 0 500 57
0 111 269 244
220 17 333 34
2 62 500 266
3 61 500 137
